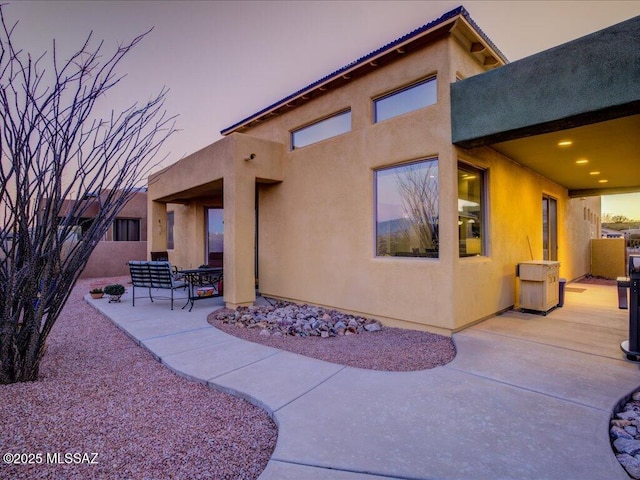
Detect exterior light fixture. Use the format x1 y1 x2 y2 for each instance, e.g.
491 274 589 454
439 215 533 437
244 153 256 161
575 159 589 165
589 171 600 175
558 140 573 147
598 179 609 183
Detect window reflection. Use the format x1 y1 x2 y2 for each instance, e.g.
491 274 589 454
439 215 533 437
374 77 437 123
458 163 484 257
291 110 351 149
376 159 439 258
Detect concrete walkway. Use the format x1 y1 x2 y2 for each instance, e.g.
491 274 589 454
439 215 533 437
86 285 640 480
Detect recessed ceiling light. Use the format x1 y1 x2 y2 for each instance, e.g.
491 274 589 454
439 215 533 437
558 140 573 147
589 171 600 175
598 179 609 183
575 159 589 164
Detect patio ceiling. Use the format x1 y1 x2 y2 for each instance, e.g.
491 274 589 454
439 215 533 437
154 179 223 204
489 114 640 197
451 15 640 198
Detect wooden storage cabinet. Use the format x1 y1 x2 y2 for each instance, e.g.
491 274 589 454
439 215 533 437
519 261 560 314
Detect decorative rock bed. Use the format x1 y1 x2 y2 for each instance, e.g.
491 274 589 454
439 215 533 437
611 391 640 478
212 300 383 338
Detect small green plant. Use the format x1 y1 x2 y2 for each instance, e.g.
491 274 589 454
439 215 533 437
90 288 103 294
104 284 125 296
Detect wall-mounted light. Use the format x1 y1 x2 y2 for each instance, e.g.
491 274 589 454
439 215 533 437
244 153 256 161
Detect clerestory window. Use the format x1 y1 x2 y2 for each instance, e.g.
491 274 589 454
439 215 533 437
374 77 437 123
291 110 351 149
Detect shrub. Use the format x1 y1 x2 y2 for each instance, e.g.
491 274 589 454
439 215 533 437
104 284 125 296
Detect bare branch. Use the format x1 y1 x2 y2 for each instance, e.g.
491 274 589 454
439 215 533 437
0 4 177 384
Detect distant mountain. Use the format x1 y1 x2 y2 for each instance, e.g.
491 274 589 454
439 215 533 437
377 217 410 235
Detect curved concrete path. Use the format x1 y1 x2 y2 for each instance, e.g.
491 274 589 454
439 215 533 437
86 286 640 480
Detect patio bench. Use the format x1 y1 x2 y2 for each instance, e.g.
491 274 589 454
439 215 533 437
128 260 187 310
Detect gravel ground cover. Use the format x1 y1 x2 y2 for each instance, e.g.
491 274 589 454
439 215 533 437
208 303 456 372
0 277 276 480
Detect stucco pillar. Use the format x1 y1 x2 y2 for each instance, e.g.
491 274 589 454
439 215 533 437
149 200 167 257
223 172 256 308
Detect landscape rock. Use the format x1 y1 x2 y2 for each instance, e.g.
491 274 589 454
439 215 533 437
614 438 640 456
613 394 640 479
212 299 384 339
617 454 640 479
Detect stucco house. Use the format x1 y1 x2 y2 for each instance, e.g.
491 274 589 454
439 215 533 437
147 7 639 334
73 189 148 278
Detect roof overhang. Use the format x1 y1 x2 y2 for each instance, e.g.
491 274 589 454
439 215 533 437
221 6 506 136
452 15 640 197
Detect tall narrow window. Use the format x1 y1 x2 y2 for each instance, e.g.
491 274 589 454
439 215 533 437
167 211 174 250
543 195 558 261
114 218 140 241
375 158 439 258
206 208 224 267
458 163 485 257
291 110 351 149
374 77 437 123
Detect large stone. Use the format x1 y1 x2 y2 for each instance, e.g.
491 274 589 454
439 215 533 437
612 425 634 440
614 437 640 456
618 410 640 422
364 322 382 332
617 454 640 479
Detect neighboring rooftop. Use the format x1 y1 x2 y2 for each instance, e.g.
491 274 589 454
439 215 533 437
221 6 506 136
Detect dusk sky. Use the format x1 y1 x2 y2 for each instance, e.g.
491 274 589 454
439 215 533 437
5 0 640 217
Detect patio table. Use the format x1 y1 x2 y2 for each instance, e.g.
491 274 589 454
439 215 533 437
178 267 223 311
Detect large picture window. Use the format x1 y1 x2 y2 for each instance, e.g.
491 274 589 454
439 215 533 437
458 163 485 257
291 110 351 149
114 218 140 242
374 77 437 123
376 159 439 258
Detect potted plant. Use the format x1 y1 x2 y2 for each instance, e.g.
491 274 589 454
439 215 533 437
90 288 104 299
104 284 125 303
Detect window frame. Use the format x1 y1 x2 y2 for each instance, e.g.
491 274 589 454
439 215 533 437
113 218 141 242
291 109 351 150
166 211 175 250
373 76 437 123
457 162 486 258
374 157 440 259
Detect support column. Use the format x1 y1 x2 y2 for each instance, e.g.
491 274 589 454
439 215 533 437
223 172 256 308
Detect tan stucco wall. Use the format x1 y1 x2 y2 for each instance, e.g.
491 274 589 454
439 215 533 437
592 238 626 279
81 241 147 278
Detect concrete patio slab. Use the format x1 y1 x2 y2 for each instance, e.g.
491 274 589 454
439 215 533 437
85 283 639 480
271 366 627 480
450 328 640 411
474 313 627 359
212 351 345 412
141 327 231 359
161 339 281 383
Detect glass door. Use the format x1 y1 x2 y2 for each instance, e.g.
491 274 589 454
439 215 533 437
206 208 223 267
542 195 558 261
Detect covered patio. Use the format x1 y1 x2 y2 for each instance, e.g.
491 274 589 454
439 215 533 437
147 133 283 309
475 280 630 360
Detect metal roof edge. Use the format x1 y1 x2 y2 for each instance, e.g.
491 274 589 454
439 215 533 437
220 5 503 136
